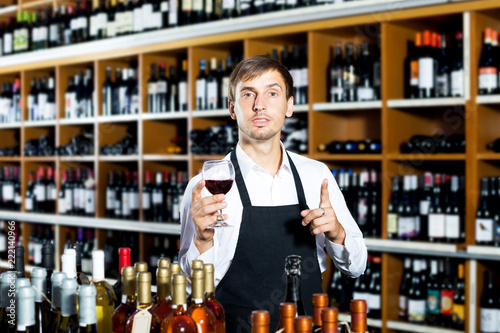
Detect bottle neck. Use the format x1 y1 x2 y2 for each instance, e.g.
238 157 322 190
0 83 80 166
284 273 302 304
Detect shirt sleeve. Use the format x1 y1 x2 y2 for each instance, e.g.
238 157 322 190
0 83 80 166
316 165 367 278
179 175 217 279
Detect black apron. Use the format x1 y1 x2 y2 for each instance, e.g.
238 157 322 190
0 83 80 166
215 150 323 333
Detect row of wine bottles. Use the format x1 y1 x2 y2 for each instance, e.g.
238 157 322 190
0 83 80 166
100 132 138 155
27 76 57 122
0 79 21 124
102 66 140 115
399 257 465 330
58 168 95 216
318 139 381 154
478 28 500 95
404 30 464 98
332 168 380 237
147 60 188 113
400 134 465 154
25 166 57 213
190 124 238 155
64 69 95 119
24 135 54 157
480 270 500 333
56 130 95 156
0 167 21 211
272 45 308 105
388 172 465 243
475 177 500 246
327 40 381 102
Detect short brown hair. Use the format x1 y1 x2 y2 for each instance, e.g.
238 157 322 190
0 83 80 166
228 55 294 102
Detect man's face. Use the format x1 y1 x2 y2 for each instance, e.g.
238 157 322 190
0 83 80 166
229 69 293 142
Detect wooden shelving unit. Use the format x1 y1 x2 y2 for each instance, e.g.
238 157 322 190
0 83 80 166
2 1 500 332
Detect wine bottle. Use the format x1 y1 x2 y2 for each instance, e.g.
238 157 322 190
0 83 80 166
367 257 381 319
311 294 328 331
397 176 417 240
31 268 51 333
278 303 296 333
343 43 357 102
112 266 136 333
76 285 97 333
451 263 465 330
152 267 173 320
47 272 66 332
283 255 306 316
435 34 450 97
105 171 116 218
407 259 426 324
16 286 36 332
427 174 445 242
418 30 436 98
357 42 375 102
350 300 367 333
113 247 132 306
58 278 79 332
479 28 498 95
14 245 25 278
445 175 464 243
179 60 188 111
152 172 164 222
143 171 152 221
3 18 14 56
406 34 420 99
188 269 217 331
439 259 455 327
398 257 412 320
207 57 219 110
161 273 198 332
476 177 494 245
321 307 338 333
125 272 162 332
0 272 16 332
328 42 344 103
251 310 270 333
92 250 115 332
480 270 498 333
196 59 207 110
294 316 313 333
84 169 96 217
387 176 400 239
204 264 225 333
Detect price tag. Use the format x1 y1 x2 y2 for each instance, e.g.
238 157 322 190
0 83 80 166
131 310 152 333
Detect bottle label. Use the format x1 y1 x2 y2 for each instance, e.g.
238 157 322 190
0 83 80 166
419 200 430 215
50 188 57 201
2 184 14 201
131 95 139 114
153 12 162 29
193 0 203 10
368 293 381 310
65 189 73 211
387 213 398 234
106 189 115 209
25 197 34 211
182 0 192 11
476 218 494 242
179 82 187 105
301 68 308 88
222 77 229 99
4 33 12 54
196 79 206 109
418 57 434 89
34 242 42 265
479 67 498 90
223 0 235 9
452 303 464 325
133 8 143 32
357 198 368 226
408 299 426 322
161 1 169 12
207 81 218 107
58 195 67 214
444 214 460 239
330 87 343 102
398 216 415 238
130 193 139 210
173 201 180 220
289 69 301 88
427 288 440 314
436 74 449 97
131 309 152 333
157 82 167 94
79 188 86 209
169 0 178 25
85 190 95 214
451 70 464 97
152 192 163 204
15 193 21 204
64 29 72 44
90 16 98 37
141 4 153 30
357 87 374 101
32 27 39 44
143 192 151 209
98 13 108 32
428 213 445 238
35 184 46 201
410 60 418 86
480 308 498 332
38 94 48 119
39 27 48 42
45 103 56 120
107 21 116 38
398 295 407 317
148 82 157 95
440 290 454 315
122 194 131 216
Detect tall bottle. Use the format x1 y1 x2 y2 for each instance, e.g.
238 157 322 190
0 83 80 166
188 269 216 331
15 245 25 277
161 274 197 333
428 174 445 242
251 310 270 333
476 177 494 245
480 270 498 333
478 28 498 95
350 300 367 333
179 60 188 111
204 263 225 333
426 259 440 325
16 286 36 333
328 42 344 102
451 263 465 330
79 285 98 332
311 293 328 331
283 255 306 316
418 30 436 98
387 176 400 239
151 267 172 320
31 268 51 333
113 247 132 306
92 250 115 332
48 272 66 332
196 59 207 110
112 266 136 333
398 257 412 320
58 278 79 332
407 259 426 324
278 303 296 333
126 272 162 332
0 272 16 332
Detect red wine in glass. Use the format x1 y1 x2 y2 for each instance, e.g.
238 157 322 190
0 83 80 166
205 180 234 195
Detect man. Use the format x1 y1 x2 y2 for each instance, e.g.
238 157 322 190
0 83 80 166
180 55 367 331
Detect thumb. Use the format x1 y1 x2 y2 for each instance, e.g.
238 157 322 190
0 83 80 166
319 179 331 208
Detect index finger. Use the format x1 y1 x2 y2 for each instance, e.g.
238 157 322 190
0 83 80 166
319 178 331 208
191 179 206 205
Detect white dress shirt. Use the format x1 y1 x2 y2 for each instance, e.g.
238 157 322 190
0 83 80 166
179 142 367 288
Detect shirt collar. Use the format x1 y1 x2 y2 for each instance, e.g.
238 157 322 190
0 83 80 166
234 142 292 179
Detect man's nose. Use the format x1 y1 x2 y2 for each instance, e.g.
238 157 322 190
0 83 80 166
253 94 266 111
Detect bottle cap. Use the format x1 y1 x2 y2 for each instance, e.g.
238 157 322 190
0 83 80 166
92 250 105 280
321 307 338 323
312 293 329 307
17 286 35 328
134 261 148 274
156 267 171 300
51 272 66 307
279 302 296 317
350 299 367 333
60 278 78 316
251 310 270 326
158 257 170 269
42 243 55 269
191 269 205 300
203 264 215 294
192 260 204 270
294 315 313 332
16 277 30 290
172 274 187 306
78 285 97 325
121 266 136 297
31 268 47 303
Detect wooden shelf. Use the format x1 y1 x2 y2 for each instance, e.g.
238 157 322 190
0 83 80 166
387 153 466 161
364 238 460 255
99 155 139 162
338 313 382 328
60 117 96 125
477 152 500 160
142 112 189 121
0 122 21 129
467 245 500 258
59 156 96 162
387 98 466 108
191 110 230 118
23 156 56 162
386 320 463 333
0 211 181 235
21 0 53 10
314 153 382 161
98 115 139 123
143 154 190 161
0 5 16 16
0 157 20 162
24 120 57 127
313 101 382 111
293 104 309 113
476 94 500 105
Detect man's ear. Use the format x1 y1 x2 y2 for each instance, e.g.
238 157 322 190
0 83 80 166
229 100 237 120
286 96 294 118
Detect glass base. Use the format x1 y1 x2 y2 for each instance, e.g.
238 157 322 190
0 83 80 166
206 221 232 228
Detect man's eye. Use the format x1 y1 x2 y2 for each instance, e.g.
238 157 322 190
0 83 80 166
269 92 278 96
243 93 253 97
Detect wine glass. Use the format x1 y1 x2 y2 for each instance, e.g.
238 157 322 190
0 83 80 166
202 160 235 228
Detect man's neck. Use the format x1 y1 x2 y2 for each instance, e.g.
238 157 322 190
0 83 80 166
239 137 283 177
